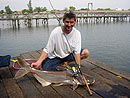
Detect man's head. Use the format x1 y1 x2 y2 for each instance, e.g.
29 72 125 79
63 11 76 21
62 11 76 33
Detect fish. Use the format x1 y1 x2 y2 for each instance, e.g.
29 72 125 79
14 57 95 90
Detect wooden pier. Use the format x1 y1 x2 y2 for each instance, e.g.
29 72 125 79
0 10 130 28
0 50 130 98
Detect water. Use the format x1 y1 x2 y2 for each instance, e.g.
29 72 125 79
0 20 130 73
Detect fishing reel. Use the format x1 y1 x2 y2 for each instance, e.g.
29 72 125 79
71 65 80 77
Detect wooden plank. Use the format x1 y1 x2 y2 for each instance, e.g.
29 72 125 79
26 50 103 97
92 68 130 96
68 61 103 97
83 59 130 88
0 67 24 98
0 67 12 79
37 49 42 54
23 51 84 97
52 86 81 98
11 57 44 98
81 59 98 70
19 50 130 98
17 75 44 98
21 50 103 98
20 52 34 59
92 67 130 88
81 62 130 98
3 78 24 98
20 52 62 98
0 74 8 98
86 57 130 80
30 51 83 97
72 85 102 98
27 51 41 59
27 73 62 98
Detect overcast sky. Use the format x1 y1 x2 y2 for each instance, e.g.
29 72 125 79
0 0 130 11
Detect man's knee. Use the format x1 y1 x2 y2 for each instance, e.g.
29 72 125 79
41 57 62 71
42 64 58 71
81 49 89 59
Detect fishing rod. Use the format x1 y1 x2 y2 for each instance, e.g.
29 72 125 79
48 0 61 26
63 33 92 95
48 0 92 95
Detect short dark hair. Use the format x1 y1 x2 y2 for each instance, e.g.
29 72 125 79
63 11 76 21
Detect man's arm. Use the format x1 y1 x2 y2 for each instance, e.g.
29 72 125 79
31 50 48 68
75 53 81 66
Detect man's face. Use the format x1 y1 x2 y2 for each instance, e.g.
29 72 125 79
63 18 76 32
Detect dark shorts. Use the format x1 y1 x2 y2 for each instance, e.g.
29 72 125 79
41 49 83 71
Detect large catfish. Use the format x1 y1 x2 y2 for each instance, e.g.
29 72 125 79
14 57 95 90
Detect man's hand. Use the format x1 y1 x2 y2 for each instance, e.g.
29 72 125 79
31 61 41 69
31 50 47 69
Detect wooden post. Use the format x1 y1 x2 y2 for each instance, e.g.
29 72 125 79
28 18 32 27
17 19 20 28
12 19 16 29
36 19 39 27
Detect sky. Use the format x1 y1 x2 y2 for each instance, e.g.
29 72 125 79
0 0 130 11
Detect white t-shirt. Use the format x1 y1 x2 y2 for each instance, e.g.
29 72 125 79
43 26 81 59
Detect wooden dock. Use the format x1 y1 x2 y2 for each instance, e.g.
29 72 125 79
0 10 130 28
0 50 130 98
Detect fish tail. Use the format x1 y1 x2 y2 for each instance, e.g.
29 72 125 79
13 67 30 79
13 57 31 79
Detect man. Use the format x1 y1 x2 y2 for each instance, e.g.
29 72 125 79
31 11 89 71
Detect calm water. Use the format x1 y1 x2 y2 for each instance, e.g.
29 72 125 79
0 20 130 73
